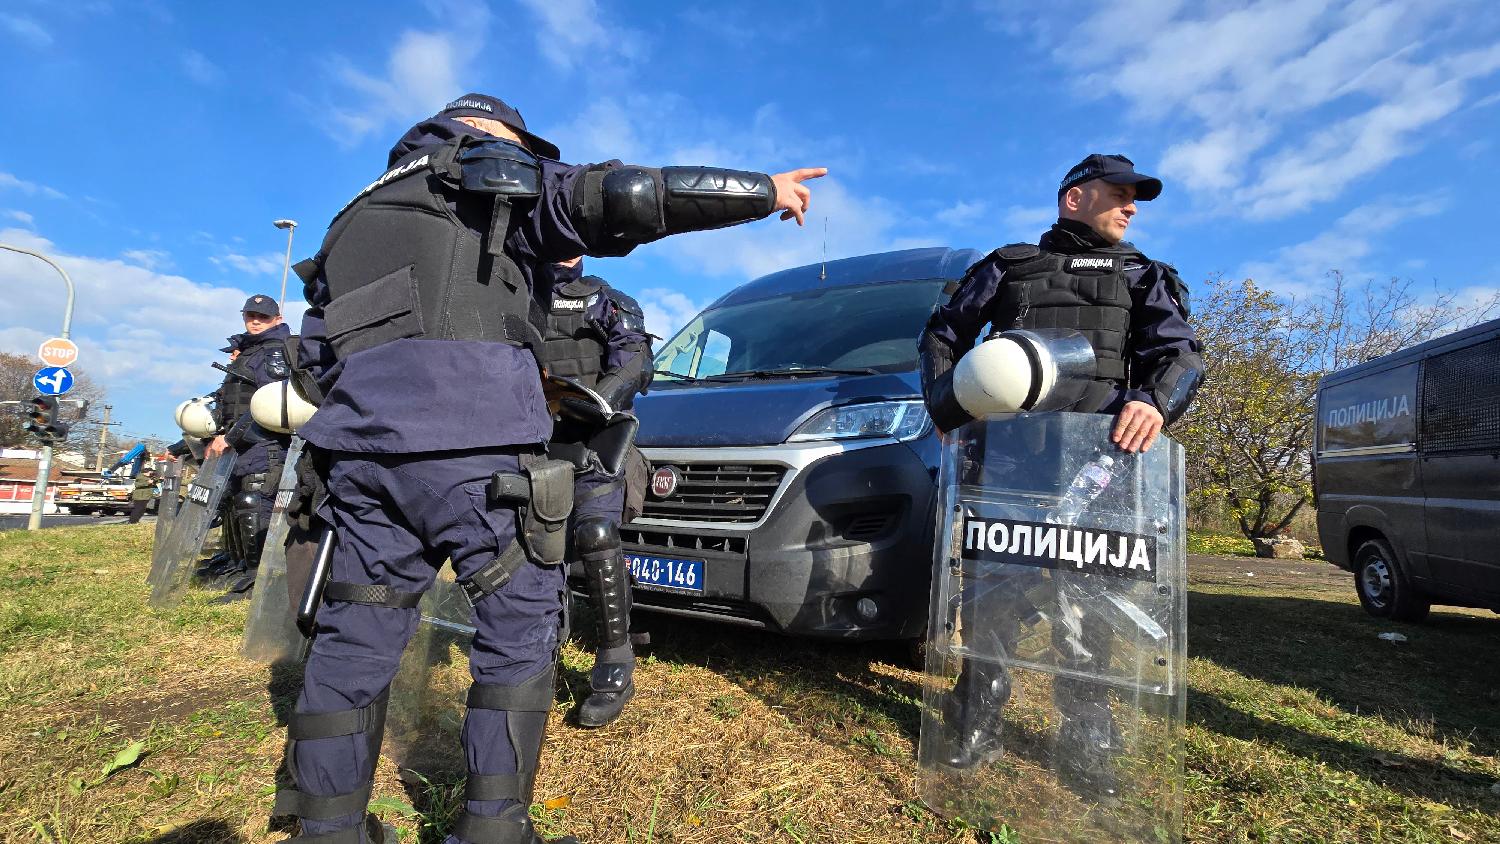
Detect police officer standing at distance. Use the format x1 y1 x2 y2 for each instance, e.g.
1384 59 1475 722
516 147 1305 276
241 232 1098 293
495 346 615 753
202 294 295 601
278 93 824 844
537 257 653 728
918 154 1205 788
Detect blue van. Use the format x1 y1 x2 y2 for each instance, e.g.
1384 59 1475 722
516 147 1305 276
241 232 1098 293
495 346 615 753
598 247 983 644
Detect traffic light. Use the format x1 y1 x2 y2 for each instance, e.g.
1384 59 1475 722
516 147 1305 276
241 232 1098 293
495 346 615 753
24 395 69 444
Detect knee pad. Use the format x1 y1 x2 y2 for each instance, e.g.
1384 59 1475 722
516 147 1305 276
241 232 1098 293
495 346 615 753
573 515 619 559
274 688 390 828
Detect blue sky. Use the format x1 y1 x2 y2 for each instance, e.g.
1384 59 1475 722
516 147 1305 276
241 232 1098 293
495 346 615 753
3 0 1498 441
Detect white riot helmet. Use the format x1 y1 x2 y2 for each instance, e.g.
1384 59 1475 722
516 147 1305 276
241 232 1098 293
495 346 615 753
174 397 219 438
951 329 1096 416
250 380 318 433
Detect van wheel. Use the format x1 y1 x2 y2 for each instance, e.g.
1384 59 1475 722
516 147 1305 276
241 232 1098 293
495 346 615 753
1354 538 1430 622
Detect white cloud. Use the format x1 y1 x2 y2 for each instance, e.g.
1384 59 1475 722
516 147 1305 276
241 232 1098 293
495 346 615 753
121 249 171 271
1238 193 1449 296
1000 205 1056 241
318 0 491 144
0 227 274 436
180 49 222 86
935 200 988 228
1006 0 1500 219
636 288 708 340
516 0 641 71
210 251 284 276
5 209 34 225
0 172 65 200
1 14 52 47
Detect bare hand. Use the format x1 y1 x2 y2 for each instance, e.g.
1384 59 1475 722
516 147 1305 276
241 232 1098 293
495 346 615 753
771 168 828 226
1112 401 1163 453
206 435 229 457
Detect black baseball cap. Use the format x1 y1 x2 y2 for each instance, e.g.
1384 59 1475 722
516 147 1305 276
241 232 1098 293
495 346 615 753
1058 154 1162 201
241 294 279 317
437 93 561 160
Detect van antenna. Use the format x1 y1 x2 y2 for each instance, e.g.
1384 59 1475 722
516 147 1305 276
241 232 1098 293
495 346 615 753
819 216 828 283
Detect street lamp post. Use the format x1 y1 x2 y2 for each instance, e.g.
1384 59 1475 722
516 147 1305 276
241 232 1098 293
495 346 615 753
274 219 298 310
0 242 77 531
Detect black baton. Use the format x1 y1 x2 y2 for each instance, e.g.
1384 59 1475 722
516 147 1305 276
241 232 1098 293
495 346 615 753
296 528 335 637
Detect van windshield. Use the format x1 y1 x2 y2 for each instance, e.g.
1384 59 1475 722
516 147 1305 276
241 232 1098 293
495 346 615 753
653 280 950 381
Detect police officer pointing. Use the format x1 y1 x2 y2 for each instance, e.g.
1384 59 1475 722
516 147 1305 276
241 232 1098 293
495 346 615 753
202 294 294 600
537 257 652 728
917 154 1205 788
278 94 824 844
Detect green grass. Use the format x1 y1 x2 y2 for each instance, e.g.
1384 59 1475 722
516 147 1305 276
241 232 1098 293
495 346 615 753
0 524 1495 843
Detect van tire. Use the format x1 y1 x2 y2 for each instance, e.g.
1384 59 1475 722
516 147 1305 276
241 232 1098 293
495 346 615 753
1353 538 1430 622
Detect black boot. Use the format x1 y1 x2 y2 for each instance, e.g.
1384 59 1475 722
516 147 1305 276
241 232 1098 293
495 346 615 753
212 568 257 604
577 648 634 728
1054 700 1122 803
942 661 1011 769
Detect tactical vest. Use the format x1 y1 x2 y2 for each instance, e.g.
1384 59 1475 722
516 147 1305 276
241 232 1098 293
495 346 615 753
985 243 1136 395
542 275 608 386
219 339 290 423
303 137 545 362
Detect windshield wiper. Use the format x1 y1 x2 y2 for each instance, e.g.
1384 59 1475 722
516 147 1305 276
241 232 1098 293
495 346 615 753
653 371 703 382
703 366 880 381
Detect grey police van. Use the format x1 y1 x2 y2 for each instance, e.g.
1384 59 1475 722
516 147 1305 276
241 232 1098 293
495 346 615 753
598 247 981 644
1314 317 1500 621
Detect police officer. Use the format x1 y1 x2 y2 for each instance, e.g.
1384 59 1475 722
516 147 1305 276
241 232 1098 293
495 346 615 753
537 257 652 728
126 468 158 524
918 154 1205 792
278 93 824 844
202 295 295 601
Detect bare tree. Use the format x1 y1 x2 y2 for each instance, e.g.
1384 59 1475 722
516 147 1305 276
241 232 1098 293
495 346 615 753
0 351 108 452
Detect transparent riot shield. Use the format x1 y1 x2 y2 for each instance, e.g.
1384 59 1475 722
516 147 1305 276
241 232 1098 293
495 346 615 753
152 461 183 552
917 413 1186 844
148 450 239 608
241 437 308 662
385 569 475 781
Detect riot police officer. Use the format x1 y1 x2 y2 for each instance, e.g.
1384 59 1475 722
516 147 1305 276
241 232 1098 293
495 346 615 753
202 294 295 601
537 257 652 728
278 93 824 844
918 154 1205 793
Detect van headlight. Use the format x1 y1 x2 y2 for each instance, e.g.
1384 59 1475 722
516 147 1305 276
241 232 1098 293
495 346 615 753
787 400 932 443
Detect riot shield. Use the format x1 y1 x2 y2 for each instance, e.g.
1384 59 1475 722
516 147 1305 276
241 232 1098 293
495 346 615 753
241 437 308 662
152 461 183 553
148 450 240 608
385 569 475 781
917 413 1186 844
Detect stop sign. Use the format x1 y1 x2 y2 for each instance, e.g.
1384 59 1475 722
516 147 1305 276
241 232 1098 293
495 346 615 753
38 337 79 367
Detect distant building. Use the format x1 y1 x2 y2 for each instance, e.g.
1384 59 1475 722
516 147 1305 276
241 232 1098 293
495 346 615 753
0 456 65 514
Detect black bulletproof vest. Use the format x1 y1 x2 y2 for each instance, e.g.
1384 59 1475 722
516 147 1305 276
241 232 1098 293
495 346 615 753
311 139 541 362
987 245 1135 387
219 336 290 422
542 276 608 386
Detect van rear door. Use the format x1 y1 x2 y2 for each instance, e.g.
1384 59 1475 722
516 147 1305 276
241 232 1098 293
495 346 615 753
1418 336 1500 601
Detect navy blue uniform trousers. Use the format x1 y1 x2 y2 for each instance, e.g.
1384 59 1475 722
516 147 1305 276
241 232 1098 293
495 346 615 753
294 447 564 842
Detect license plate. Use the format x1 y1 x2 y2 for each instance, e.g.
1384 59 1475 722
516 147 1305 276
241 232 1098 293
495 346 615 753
627 553 705 594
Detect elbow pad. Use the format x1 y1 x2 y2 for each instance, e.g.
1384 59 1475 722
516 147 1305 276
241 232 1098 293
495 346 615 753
1149 352 1206 425
919 332 973 434
601 166 775 243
